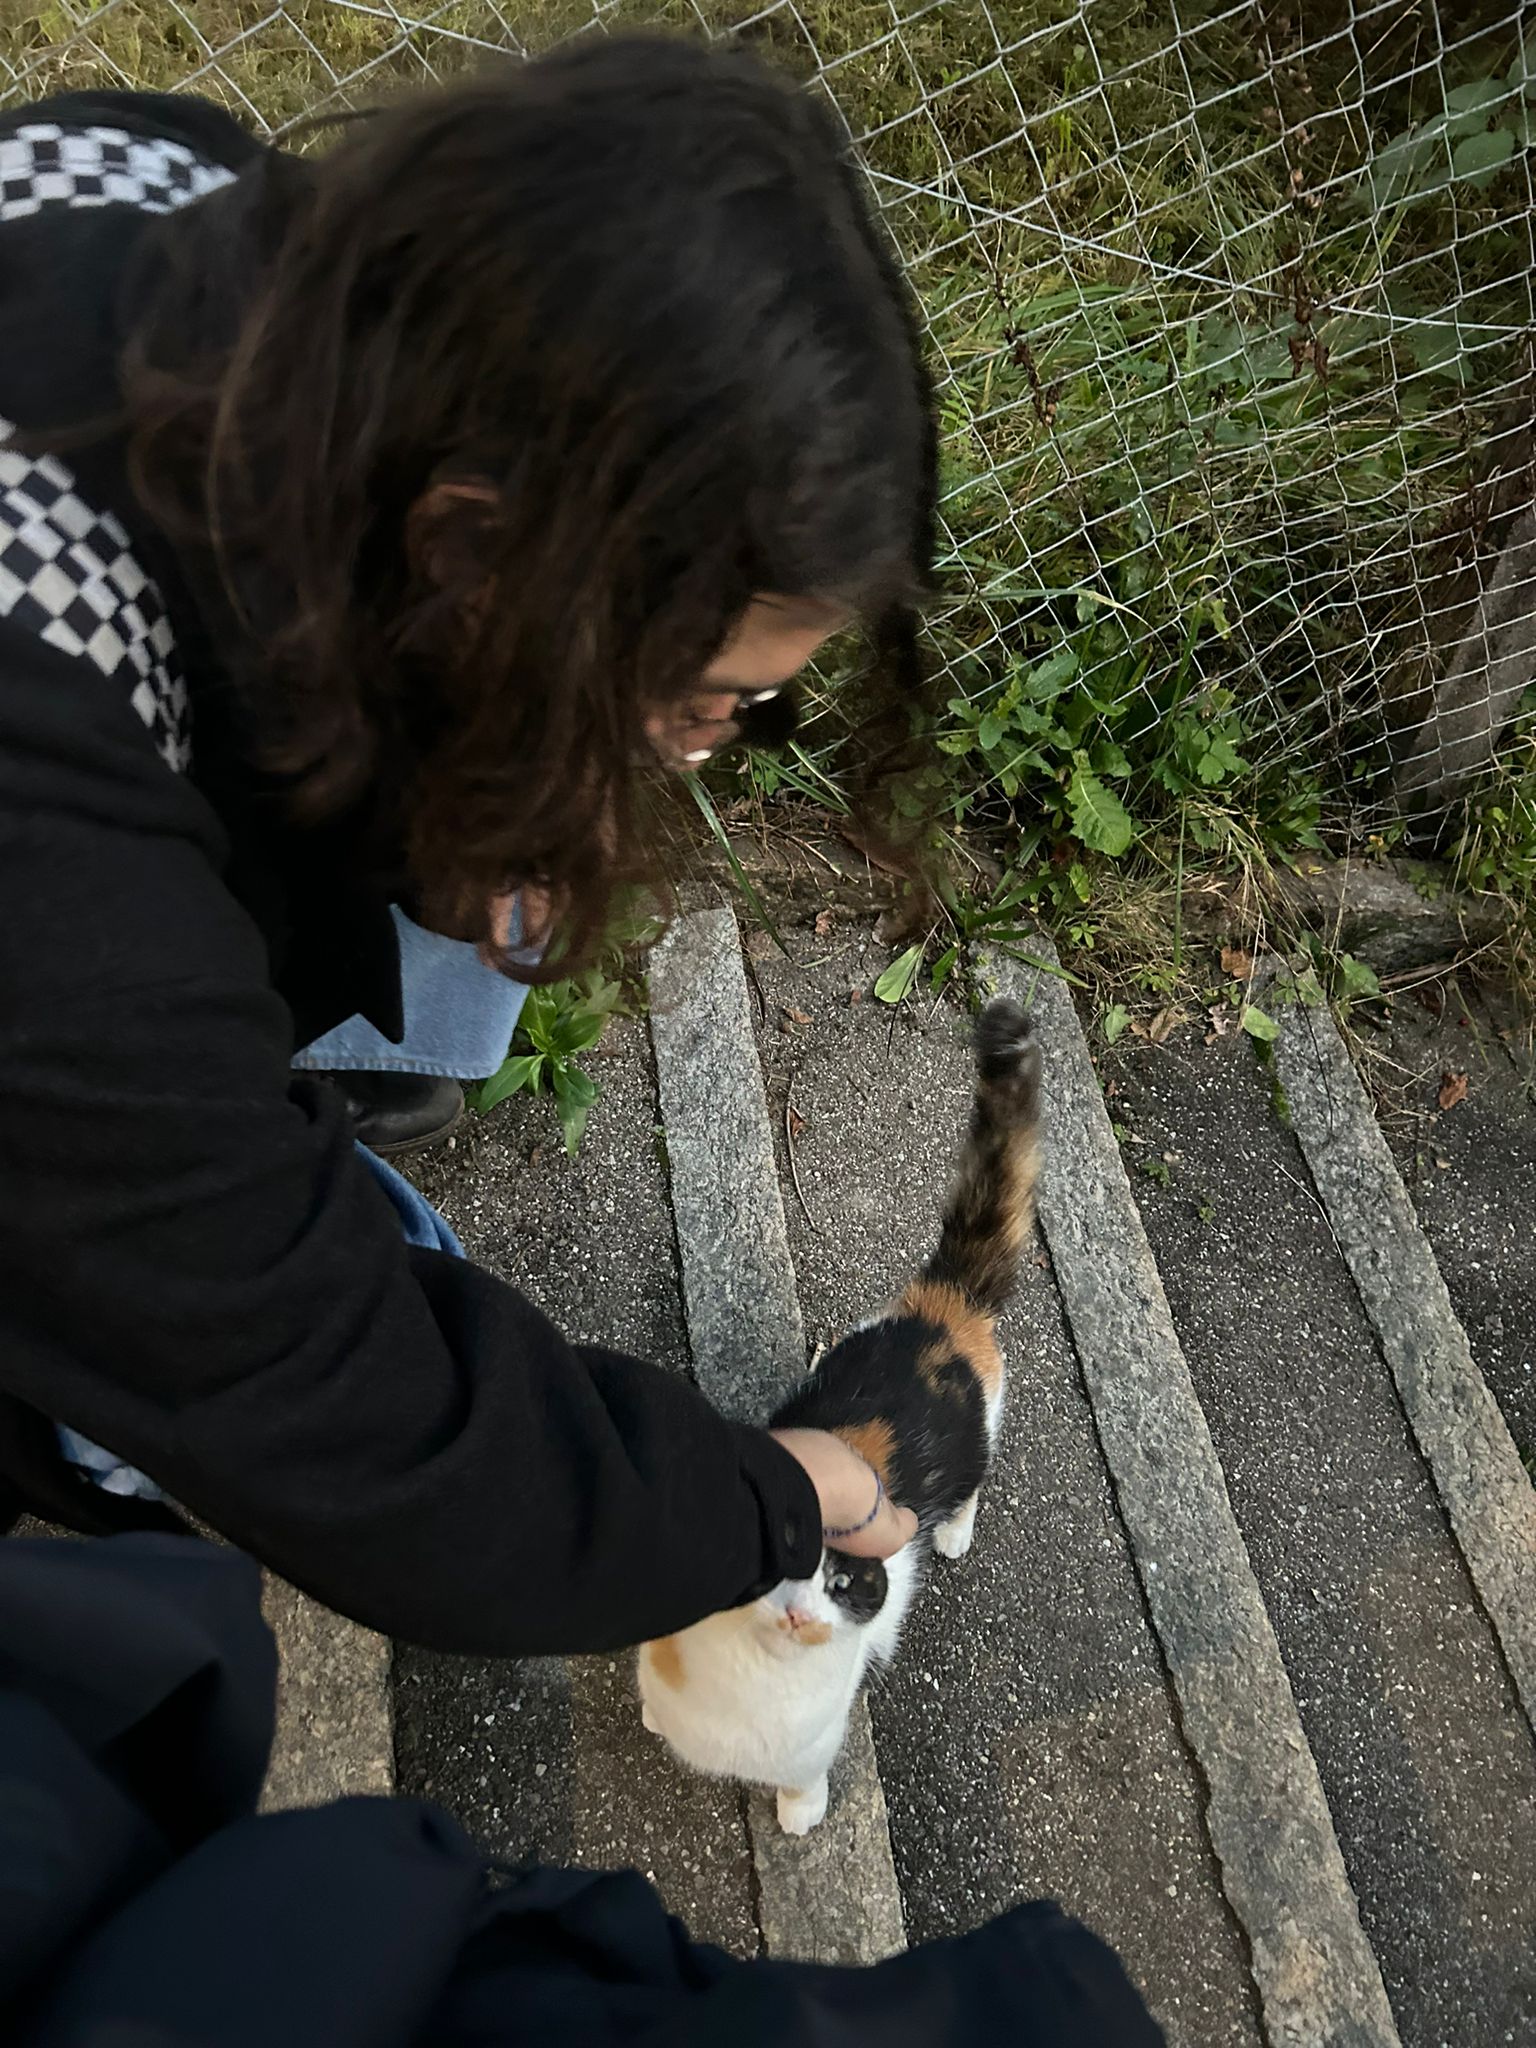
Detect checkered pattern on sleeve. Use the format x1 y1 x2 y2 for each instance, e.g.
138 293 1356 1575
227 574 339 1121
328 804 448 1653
0 432 190 773
0 123 235 224
0 121 234 774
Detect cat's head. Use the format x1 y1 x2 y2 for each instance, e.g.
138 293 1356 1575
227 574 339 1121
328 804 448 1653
753 1548 888 1648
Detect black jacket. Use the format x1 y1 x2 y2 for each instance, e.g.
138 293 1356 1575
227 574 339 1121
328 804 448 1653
0 1534 1164 2046
0 89 819 1651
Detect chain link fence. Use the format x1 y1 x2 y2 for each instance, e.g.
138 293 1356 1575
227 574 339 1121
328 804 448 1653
5 1 1535 861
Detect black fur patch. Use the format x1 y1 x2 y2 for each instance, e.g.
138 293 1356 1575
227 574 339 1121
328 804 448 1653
772 1317 990 1537
823 1550 888 1625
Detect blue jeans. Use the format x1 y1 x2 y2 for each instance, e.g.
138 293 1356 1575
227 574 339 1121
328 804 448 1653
59 914 504 1499
292 905 532 1079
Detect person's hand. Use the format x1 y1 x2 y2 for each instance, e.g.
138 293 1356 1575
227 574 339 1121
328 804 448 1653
480 885 556 966
769 1427 919 1560
645 687 766 769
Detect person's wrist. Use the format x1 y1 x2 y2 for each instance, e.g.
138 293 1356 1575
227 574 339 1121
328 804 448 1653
733 1422 822 1578
821 1462 884 1540
768 1426 917 1560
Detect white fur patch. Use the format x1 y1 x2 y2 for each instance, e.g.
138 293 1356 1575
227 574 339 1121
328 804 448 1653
636 1547 919 1833
777 1778 829 1834
934 1491 979 1559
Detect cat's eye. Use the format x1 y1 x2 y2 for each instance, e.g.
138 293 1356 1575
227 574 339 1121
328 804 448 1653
830 1572 851 1592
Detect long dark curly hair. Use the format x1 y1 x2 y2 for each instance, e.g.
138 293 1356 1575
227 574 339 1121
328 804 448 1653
122 35 937 974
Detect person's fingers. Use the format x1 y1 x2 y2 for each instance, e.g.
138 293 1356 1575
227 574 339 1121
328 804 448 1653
645 688 783 768
645 707 739 767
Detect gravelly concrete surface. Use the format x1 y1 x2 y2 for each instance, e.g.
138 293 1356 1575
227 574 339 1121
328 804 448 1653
652 911 906 1964
750 926 1259 2047
393 1016 759 1956
1274 988 1536 1739
1107 1022 1536 2048
1371 985 1536 1462
259 1579 392 1812
1012 945 1398 2048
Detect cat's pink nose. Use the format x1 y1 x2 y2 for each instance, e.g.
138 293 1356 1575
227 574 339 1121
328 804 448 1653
784 1605 816 1631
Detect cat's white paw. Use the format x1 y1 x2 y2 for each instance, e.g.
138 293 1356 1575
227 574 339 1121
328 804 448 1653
777 1778 829 1836
934 1494 979 1559
640 1700 661 1736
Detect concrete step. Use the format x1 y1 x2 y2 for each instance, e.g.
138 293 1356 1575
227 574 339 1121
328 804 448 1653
1106 999 1536 2045
252 901 1536 2048
649 912 905 1963
1271 983 1536 1736
1370 982 1535 1470
395 1010 762 1954
259 1580 391 1812
745 926 1261 2043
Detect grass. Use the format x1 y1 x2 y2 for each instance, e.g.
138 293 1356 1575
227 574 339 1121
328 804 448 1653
6 1 1536 1013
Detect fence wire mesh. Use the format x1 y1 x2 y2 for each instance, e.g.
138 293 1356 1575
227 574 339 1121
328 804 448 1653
5 1 1535 859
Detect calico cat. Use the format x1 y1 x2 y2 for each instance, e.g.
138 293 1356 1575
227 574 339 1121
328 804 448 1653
638 995 1041 1834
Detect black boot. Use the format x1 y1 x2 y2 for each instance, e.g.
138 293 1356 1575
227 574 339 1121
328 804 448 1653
322 1071 464 1156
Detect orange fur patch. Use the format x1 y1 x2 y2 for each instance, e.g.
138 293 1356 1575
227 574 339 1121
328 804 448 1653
833 1415 898 1487
776 1617 833 1646
998 1150 1039 1255
647 1634 686 1690
899 1278 1004 1396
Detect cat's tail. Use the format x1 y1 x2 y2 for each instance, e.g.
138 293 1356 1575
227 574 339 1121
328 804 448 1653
915 997 1042 1317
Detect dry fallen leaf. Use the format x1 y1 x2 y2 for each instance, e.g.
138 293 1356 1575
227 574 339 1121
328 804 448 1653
787 1106 807 1141
848 987 864 1006
1220 945 1255 981
1147 1006 1181 1045
780 1005 812 1032
1435 1156 1452 1170
1205 1003 1231 1046
1437 1070 1469 1112
814 910 835 937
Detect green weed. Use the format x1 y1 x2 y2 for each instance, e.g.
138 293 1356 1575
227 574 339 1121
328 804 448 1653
1268 1072 1293 1131
466 896 661 1153
873 945 923 1006
469 971 623 1157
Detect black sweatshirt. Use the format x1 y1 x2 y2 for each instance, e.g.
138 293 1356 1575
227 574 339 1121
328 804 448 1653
3 1535 1165 2046
0 89 820 1651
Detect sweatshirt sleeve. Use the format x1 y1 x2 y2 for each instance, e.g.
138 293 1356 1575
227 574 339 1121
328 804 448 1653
0 633 821 1655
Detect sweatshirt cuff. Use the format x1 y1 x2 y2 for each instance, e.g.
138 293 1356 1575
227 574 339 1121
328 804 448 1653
730 1423 823 1594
